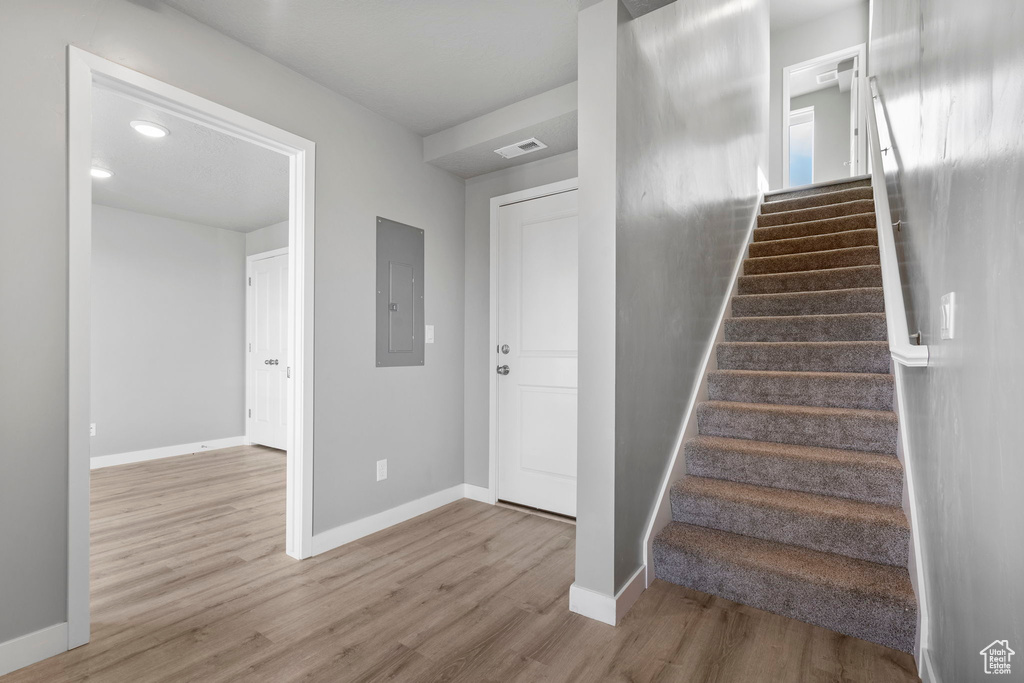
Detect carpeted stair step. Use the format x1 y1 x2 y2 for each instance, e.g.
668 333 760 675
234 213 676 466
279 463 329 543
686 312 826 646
754 212 876 243
670 477 909 566
685 435 903 506
732 287 884 317
749 228 877 258
716 341 891 373
744 246 879 276
652 522 916 652
707 370 893 411
761 186 874 214
738 264 882 295
697 400 898 454
724 313 888 342
763 176 872 203
757 200 876 228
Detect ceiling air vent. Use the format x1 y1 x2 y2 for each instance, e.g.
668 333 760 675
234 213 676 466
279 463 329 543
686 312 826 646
494 137 548 160
816 70 839 85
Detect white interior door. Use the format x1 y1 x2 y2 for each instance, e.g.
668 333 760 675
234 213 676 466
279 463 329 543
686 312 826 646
497 189 578 517
248 252 288 450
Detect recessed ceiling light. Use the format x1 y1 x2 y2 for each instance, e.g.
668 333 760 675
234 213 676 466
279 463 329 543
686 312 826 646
90 167 113 179
130 120 169 138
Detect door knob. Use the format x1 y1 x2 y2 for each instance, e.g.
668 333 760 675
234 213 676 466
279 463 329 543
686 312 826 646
496 365 510 376
265 359 271 365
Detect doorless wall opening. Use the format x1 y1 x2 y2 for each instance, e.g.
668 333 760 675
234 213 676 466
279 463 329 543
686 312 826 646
67 46 316 650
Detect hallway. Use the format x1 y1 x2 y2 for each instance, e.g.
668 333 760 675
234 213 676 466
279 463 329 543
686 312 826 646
3 447 916 682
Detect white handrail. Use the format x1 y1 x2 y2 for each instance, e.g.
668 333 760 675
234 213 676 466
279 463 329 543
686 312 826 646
866 77 929 367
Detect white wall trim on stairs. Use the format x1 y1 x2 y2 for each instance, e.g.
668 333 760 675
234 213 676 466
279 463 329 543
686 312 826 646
641 186 765 587
0 622 68 677
569 564 647 626
89 436 246 469
919 647 941 683
893 363 933 671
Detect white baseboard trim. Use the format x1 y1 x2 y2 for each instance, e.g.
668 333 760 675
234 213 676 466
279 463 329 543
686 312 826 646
90 436 246 469
569 564 647 626
312 484 466 555
614 564 647 623
0 623 68 677
919 647 941 683
462 484 495 504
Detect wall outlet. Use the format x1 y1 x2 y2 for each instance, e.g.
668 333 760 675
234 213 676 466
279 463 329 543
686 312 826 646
89 423 96 437
940 292 956 340
425 324 434 344
376 459 387 481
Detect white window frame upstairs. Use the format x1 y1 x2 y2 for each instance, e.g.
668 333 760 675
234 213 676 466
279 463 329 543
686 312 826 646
788 105 816 187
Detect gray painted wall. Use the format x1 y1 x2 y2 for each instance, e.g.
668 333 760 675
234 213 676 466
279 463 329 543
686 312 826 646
790 86 851 184
575 0 622 596
768 2 867 189
612 0 768 590
91 205 245 457
574 0 767 596
871 1 1024 679
0 0 464 644
463 151 578 487
246 220 288 256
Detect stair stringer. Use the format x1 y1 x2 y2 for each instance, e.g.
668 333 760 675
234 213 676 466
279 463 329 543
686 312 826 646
894 336 932 670
868 144 932 672
641 193 762 586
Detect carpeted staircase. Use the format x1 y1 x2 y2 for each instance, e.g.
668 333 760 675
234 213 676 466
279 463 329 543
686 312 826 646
652 176 917 653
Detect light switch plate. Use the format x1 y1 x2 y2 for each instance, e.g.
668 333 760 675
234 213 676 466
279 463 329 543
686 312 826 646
376 459 387 481
89 423 96 437
425 324 434 344
940 292 956 340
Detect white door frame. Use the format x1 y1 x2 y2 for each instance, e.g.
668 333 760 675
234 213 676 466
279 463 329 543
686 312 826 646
245 247 290 448
486 178 579 504
67 46 316 649
781 43 867 188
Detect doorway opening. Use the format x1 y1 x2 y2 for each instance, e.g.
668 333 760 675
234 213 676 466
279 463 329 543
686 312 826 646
67 47 315 649
488 179 579 519
781 43 867 188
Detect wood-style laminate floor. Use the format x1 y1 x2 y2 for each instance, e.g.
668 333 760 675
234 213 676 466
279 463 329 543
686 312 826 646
4 446 920 682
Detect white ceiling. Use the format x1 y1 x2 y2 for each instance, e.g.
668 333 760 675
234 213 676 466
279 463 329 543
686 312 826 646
91 88 289 232
160 0 581 137
770 0 864 32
